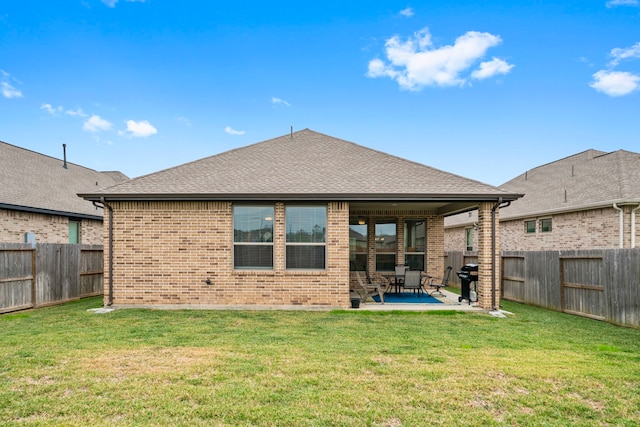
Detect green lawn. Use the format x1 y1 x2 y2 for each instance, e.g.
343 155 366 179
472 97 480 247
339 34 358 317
1 298 639 426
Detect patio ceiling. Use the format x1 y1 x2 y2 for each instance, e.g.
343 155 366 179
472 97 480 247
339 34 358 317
350 200 483 217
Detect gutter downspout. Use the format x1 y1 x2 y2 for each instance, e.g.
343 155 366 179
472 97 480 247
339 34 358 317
613 203 624 249
491 198 511 311
94 198 114 306
632 204 640 248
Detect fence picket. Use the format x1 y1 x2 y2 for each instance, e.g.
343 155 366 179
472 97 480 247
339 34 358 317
0 244 103 313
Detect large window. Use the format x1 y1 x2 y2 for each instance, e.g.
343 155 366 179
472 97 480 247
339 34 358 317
349 222 367 271
375 221 396 271
286 206 326 269
404 220 425 270
233 206 274 269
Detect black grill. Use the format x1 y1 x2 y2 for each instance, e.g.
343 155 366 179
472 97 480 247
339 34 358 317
456 263 478 304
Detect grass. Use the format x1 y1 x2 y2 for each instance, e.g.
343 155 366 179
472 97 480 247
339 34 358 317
1 298 639 426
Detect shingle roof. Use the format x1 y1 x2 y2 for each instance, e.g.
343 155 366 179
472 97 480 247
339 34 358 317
499 149 640 219
80 129 519 204
445 148 640 226
0 141 129 219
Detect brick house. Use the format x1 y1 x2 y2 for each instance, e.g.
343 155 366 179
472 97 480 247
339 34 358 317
80 129 521 310
1 140 128 245
445 149 640 252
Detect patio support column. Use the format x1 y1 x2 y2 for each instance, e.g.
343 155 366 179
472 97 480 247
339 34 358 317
397 218 405 266
426 216 444 279
477 202 500 310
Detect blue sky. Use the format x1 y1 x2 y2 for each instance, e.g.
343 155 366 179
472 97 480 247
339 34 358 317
1 0 639 186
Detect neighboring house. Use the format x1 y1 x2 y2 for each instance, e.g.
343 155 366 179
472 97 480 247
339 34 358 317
445 149 640 252
0 140 128 245
80 129 521 309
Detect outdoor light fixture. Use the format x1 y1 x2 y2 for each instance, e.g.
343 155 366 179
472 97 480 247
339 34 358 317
357 217 366 225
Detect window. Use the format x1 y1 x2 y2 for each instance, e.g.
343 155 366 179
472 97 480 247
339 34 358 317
465 227 474 251
69 220 80 244
233 206 274 269
375 221 396 271
286 206 326 269
525 220 536 234
404 220 425 270
540 218 552 232
349 222 367 271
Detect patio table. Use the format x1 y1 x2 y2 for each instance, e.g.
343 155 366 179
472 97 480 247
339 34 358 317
382 272 432 294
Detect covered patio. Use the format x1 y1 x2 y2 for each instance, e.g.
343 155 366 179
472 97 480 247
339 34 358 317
348 198 515 311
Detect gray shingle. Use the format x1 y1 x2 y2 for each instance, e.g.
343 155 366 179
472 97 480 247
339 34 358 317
499 149 640 219
1 141 129 218
82 129 517 201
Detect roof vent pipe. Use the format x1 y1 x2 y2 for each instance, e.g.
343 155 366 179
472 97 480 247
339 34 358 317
62 144 68 169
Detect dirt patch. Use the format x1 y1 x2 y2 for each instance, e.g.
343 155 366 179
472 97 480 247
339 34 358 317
78 347 233 377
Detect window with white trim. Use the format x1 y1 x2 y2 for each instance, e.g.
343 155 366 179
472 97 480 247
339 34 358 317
525 220 536 234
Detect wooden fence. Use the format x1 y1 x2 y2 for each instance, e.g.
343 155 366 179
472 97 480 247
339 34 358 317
0 243 103 314
446 249 640 328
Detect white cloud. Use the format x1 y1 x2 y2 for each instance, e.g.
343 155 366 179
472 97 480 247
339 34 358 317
471 57 515 80
606 0 638 7
367 28 512 90
177 116 192 126
589 70 640 96
1 82 22 98
1 71 22 99
101 0 145 7
609 42 640 66
224 126 245 135
41 103 63 115
399 7 414 17
83 115 113 132
271 97 290 107
121 120 157 137
66 107 87 117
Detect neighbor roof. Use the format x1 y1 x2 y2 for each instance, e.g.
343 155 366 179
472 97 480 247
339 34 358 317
499 149 640 218
445 148 640 227
0 141 129 219
80 129 520 212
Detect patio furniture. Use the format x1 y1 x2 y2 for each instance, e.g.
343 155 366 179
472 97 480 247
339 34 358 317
391 264 409 293
402 269 427 296
428 266 453 296
354 271 387 304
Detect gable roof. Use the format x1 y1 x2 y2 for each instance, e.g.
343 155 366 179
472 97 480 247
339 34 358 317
80 129 520 213
0 140 129 219
499 149 640 219
445 148 640 226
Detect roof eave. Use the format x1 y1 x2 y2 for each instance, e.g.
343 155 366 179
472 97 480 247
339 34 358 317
0 203 104 221
79 192 523 203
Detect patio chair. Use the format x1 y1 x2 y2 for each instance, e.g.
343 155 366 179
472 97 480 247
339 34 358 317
428 266 453 296
354 271 386 304
393 264 409 293
402 269 427 296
